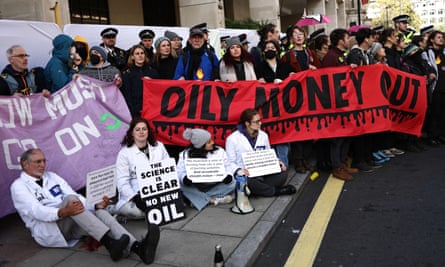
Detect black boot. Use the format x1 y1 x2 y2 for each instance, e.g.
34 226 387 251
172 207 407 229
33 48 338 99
100 232 130 261
132 223 160 264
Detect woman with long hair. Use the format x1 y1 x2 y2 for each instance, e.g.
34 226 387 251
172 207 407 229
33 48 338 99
115 117 170 219
218 36 256 82
152 36 178 79
121 45 159 118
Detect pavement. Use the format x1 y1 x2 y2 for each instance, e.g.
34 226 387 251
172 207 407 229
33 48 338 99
0 168 308 267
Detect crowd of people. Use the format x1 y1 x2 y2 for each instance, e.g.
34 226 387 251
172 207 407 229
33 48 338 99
4 15 445 263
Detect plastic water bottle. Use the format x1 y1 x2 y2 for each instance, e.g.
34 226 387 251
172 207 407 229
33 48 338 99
214 244 224 267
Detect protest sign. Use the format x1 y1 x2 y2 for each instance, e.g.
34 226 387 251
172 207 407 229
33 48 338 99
0 75 131 217
136 157 185 225
241 149 281 177
185 158 226 182
142 65 427 147
86 165 116 205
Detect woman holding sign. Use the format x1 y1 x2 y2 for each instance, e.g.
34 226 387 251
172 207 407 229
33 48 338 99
115 118 170 219
176 128 235 211
225 108 296 197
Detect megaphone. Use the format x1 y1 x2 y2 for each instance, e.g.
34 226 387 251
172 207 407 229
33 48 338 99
231 175 254 214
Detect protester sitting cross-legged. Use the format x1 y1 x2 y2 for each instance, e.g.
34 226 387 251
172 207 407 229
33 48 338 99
10 148 160 264
115 117 170 219
225 108 296 197
176 128 235 211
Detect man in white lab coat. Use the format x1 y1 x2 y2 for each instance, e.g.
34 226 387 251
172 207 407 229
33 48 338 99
10 148 160 264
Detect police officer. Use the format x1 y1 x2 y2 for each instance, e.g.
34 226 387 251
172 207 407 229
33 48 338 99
99 27 127 72
138 29 155 62
392 14 413 44
0 45 49 96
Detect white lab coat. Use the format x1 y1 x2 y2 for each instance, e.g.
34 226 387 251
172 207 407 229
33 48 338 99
176 146 232 183
225 129 270 175
115 142 170 210
10 171 88 247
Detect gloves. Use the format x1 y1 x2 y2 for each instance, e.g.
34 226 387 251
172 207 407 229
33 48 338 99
223 175 232 184
183 176 193 186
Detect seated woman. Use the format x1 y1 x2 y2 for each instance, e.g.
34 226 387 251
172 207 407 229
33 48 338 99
225 108 296 197
115 117 170 219
176 128 235 211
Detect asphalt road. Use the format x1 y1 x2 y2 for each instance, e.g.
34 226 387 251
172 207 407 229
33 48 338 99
255 144 445 267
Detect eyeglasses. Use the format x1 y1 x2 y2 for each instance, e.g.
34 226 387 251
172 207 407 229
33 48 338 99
11 54 30 58
30 159 46 164
250 119 262 124
293 32 305 37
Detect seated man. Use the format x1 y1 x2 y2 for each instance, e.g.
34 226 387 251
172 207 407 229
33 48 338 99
225 108 296 197
10 148 159 264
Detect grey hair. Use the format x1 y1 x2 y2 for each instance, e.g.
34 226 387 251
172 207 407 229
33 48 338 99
20 148 42 167
6 45 23 58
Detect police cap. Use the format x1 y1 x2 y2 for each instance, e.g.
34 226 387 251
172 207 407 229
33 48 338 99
139 29 155 40
420 25 434 36
193 22 208 33
101 27 118 38
392 14 409 23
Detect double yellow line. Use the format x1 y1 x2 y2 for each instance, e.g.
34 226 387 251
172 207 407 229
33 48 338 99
285 175 345 267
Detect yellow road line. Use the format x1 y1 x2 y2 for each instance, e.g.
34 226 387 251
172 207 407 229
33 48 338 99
284 175 345 267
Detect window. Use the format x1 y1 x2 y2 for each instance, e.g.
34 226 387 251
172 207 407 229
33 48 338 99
431 18 437 24
430 10 435 15
439 17 444 23
439 9 444 15
69 0 110 24
421 10 427 16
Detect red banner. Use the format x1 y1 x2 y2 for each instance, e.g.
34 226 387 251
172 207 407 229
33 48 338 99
142 64 427 146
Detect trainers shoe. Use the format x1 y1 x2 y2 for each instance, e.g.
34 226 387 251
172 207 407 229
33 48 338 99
353 162 374 173
366 160 383 169
332 168 352 181
382 150 395 158
389 147 405 155
214 195 233 206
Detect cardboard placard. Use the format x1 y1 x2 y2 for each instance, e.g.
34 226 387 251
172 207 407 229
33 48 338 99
241 149 281 178
185 158 226 182
136 157 185 225
86 165 116 205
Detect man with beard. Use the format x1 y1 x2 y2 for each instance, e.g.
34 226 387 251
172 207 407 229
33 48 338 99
173 24 219 81
99 27 127 72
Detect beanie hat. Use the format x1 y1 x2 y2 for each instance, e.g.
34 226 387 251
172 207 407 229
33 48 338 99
165 30 182 41
90 46 107 60
154 36 171 50
403 43 419 57
183 128 211 149
226 36 242 49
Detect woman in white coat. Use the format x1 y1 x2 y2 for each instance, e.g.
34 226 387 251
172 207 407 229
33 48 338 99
177 128 235 211
115 117 170 219
225 108 296 197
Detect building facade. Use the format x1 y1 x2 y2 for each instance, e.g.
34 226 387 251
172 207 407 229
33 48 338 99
0 0 352 32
